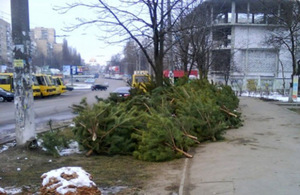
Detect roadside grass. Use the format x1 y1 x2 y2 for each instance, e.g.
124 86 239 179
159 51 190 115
288 108 300 115
0 126 174 194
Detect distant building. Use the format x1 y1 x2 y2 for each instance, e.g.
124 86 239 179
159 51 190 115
0 18 13 67
32 27 56 44
201 0 295 93
30 27 62 68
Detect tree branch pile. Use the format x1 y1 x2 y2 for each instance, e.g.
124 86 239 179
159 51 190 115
71 79 242 161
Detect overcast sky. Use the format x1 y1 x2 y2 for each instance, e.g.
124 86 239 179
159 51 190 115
0 0 123 65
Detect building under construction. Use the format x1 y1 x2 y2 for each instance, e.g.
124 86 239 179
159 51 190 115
201 0 297 93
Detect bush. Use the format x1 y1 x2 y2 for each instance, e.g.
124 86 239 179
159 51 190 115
38 129 70 157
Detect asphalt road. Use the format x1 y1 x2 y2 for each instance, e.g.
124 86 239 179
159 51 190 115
0 78 127 143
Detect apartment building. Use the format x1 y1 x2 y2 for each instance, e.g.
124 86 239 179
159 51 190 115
0 18 13 68
30 27 62 67
202 0 295 93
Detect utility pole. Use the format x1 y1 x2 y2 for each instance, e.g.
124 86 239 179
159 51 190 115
11 0 36 145
167 0 174 83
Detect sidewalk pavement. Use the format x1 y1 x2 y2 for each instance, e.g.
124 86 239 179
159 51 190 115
185 97 300 195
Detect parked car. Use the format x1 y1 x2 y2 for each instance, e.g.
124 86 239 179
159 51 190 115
65 86 74 91
0 87 14 102
91 84 108 91
111 87 131 97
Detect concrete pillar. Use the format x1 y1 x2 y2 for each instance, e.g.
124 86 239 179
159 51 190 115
231 0 236 24
11 0 36 146
247 1 250 24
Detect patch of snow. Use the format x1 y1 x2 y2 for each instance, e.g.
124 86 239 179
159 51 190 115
0 142 16 153
59 141 81 156
38 138 81 156
0 145 9 154
69 123 75 127
2 187 22 194
71 83 93 90
241 92 300 102
41 167 96 195
0 187 6 194
37 139 48 152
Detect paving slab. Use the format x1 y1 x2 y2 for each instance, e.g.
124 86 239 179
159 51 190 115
186 97 300 195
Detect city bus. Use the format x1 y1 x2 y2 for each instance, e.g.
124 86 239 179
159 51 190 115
0 73 13 92
34 74 55 97
0 73 41 97
52 76 67 94
131 70 150 92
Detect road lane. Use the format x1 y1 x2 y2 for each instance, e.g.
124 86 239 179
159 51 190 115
0 78 127 143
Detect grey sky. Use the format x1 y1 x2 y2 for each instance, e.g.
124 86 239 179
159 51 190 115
0 0 122 65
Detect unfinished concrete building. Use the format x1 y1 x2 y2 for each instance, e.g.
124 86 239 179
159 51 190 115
203 0 295 93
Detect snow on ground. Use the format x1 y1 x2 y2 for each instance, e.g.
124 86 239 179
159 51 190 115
241 92 300 102
67 81 109 90
0 187 6 194
70 83 93 90
0 187 22 195
0 142 16 154
59 141 81 156
40 167 99 194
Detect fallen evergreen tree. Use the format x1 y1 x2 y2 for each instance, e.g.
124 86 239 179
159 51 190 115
71 79 242 161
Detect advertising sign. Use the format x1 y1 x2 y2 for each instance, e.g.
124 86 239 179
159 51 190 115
13 59 24 68
63 65 71 76
71 66 77 75
0 65 7 73
77 66 83 74
292 75 299 101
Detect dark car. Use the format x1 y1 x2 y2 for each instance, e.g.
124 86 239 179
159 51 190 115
91 84 108 91
111 87 131 97
66 86 74 91
0 88 14 102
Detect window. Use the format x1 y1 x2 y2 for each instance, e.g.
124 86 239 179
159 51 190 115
214 13 227 24
135 75 148 82
237 13 248 23
36 76 46 85
0 75 10 84
254 13 265 24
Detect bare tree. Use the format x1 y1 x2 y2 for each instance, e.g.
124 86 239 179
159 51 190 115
175 1 231 80
122 40 137 75
187 2 212 80
173 8 195 75
264 0 300 99
108 53 123 74
31 51 46 68
61 39 82 67
56 0 197 86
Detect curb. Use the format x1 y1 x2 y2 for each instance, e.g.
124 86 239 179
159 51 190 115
179 158 189 195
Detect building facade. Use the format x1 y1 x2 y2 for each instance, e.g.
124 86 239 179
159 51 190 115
204 0 295 93
0 18 13 70
30 27 62 68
